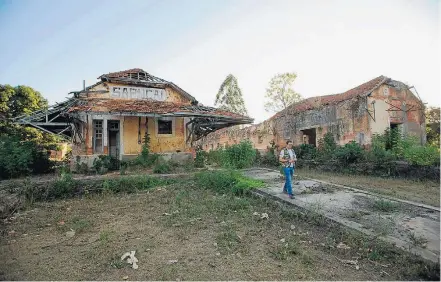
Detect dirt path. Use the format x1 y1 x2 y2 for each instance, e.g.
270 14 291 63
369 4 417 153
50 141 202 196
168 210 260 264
243 168 440 263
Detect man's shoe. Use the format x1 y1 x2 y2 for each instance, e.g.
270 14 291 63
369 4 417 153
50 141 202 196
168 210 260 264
288 194 295 199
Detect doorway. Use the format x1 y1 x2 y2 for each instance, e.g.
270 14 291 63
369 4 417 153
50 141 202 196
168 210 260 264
301 128 317 146
108 120 120 159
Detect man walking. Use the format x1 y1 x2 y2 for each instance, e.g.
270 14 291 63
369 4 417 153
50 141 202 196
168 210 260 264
279 140 296 199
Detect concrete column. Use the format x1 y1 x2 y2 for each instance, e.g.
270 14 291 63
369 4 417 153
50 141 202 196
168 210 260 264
86 114 93 155
119 117 124 160
103 116 108 154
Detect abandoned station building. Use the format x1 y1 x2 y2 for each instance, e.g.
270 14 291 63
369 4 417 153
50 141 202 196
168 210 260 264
15 68 252 167
197 75 426 152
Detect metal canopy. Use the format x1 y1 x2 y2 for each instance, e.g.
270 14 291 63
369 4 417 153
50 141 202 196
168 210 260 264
12 98 85 142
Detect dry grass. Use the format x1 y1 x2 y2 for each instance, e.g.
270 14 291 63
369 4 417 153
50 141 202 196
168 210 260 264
296 168 440 207
0 180 438 281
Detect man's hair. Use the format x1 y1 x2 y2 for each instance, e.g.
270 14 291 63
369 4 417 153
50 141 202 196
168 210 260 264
286 140 293 145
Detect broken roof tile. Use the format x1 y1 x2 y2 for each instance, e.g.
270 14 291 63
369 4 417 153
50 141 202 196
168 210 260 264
270 75 389 120
67 98 252 121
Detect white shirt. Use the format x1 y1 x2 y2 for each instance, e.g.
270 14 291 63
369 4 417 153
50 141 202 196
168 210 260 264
280 148 296 167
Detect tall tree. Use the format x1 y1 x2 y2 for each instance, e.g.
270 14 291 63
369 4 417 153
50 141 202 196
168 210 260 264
215 74 248 116
0 85 47 119
425 106 440 147
0 84 59 147
264 73 303 113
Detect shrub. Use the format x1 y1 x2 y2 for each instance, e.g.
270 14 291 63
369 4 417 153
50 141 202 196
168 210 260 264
47 173 77 199
206 141 256 169
254 149 262 165
224 140 256 169
334 141 363 165
195 150 207 168
262 150 279 166
153 161 172 174
102 175 175 193
194 170 264 196
261 140 279 167
0 135 53 179
93 155 111 174
294 144 317 160
317 132 337 160
403 145 440 166
207 148 228 166
392 134 419 159
132 133 158 167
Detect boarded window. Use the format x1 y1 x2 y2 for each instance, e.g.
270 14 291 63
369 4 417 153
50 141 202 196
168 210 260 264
93 120 103 154
158 119 173 135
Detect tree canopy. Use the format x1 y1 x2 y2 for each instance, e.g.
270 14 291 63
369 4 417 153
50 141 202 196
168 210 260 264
264 73 303 113
0 84 59 148
215 74 248 116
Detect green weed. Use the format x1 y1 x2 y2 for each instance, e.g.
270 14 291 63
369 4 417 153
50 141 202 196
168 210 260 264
372 199 399 212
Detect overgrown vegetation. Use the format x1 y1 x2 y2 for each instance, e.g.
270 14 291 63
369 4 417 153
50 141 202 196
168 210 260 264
92 155 120 174
17 173 177 204
0 135 53 179
205 140 257 169
293 130 439 180
0 84 62 179
131 132 159 168
195 170 264 196
371 199 399 212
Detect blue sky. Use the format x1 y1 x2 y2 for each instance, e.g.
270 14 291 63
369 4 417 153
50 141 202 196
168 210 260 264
0 0 439 123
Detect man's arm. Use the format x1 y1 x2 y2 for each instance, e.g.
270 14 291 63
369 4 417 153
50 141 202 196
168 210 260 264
279 149 286 163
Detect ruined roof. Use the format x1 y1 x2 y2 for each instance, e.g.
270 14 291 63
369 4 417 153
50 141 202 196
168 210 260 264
71 68 198 104
67 98 253 122
271 75 389 120
98 68 168 83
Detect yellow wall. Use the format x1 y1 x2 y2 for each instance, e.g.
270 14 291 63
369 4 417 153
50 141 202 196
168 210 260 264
123 116 145 154
123 116 188 155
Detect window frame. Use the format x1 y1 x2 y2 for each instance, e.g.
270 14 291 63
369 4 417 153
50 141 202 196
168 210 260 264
93 119 104 154
155 117 175 137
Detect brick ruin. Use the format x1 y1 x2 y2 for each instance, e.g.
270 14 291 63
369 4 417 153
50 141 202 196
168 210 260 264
196 75 426 153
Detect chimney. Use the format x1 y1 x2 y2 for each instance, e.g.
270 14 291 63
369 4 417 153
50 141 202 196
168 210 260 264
83 80 86 91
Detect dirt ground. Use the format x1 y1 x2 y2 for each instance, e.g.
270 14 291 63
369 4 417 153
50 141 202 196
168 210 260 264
0 180 438 281
295 168 440 207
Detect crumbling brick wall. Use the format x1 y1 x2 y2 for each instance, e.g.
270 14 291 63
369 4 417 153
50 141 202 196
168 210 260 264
197 80 426 152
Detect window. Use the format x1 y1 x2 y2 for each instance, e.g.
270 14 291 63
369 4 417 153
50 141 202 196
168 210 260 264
157 119 173 135
93 120 103 153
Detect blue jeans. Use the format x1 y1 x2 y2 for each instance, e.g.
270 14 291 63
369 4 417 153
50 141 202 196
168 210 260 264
283 167 295 195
